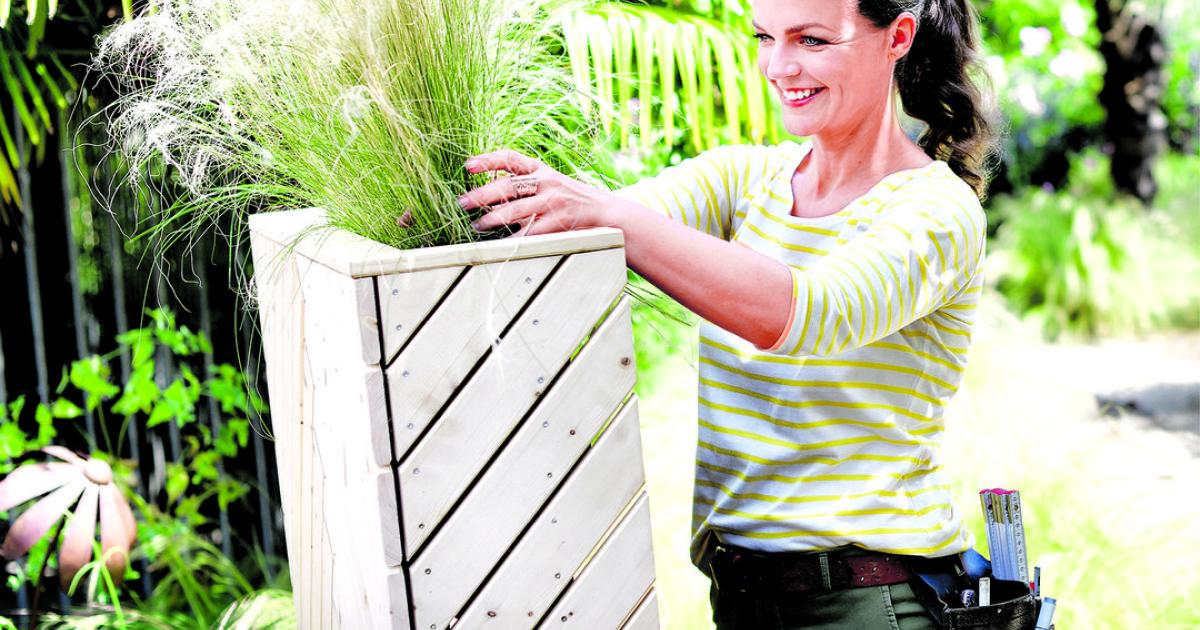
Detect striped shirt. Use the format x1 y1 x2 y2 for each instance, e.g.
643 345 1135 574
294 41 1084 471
615 140 986 563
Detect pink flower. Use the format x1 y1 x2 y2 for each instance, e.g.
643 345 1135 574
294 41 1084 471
0 446 138 589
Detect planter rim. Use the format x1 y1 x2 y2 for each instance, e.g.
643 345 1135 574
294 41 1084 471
249 208 625 277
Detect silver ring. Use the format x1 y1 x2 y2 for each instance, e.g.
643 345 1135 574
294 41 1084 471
511 175 539 198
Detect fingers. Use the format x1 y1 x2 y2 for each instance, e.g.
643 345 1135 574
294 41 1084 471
458 174 542 211
471 196 548 232
465 149 542 176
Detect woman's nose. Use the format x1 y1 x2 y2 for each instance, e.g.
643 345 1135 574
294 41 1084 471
763 48 801 82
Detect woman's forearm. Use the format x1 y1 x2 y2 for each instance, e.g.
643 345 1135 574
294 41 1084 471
595 199 793 350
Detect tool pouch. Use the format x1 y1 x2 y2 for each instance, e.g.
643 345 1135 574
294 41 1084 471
938 578 1043 630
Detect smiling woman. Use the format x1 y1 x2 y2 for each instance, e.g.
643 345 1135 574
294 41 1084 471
464 0 998 628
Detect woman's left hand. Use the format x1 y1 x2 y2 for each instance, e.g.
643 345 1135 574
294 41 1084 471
458 149 612 237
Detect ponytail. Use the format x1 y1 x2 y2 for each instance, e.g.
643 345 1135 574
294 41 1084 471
859 0 998 198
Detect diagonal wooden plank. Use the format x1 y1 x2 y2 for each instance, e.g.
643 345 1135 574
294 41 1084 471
620 590 660 630
372 265 464 366
406 297 636 555
452 404 646 630
369 256 561 466
406 314 637 625
537 493 656 629
396 248 626 546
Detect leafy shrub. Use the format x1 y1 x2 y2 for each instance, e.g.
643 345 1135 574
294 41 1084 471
987 151 1200 339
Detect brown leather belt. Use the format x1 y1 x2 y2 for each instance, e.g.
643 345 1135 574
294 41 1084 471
706 543 918 595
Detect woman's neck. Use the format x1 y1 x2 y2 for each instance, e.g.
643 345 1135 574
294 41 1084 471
801 97 930 198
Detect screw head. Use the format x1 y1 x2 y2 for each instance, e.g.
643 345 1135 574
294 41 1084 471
413 468 420 475
402 370 410 378
620 357 631 366
554 572 561 579
532 319 540 326
536 376 545 384
407 423 414 430
569 429 576 436
392 288 400 296
546 472 553 479
425 568 432 575
488 611 497 618
542 421 550 428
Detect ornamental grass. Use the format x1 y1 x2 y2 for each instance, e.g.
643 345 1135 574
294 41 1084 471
91 0 601 251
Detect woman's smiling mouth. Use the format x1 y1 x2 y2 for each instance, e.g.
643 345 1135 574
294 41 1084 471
778 86 826 107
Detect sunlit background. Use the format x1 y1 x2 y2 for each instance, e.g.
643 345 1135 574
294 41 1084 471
0 0 1197 627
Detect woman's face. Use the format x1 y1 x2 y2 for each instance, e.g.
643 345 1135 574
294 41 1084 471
751 0 911 141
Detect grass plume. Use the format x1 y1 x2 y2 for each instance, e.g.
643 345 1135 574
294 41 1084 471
90 0 601 251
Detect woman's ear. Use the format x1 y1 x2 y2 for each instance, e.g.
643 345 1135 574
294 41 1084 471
888 12 918 60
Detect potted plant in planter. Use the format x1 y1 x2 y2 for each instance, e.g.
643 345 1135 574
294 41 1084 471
93 0 658 628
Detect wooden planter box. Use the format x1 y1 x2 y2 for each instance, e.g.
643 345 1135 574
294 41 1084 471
249 209 659 630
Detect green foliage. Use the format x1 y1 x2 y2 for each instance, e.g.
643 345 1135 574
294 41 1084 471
562 2 777 158
214 589 296 630
988 151 1200 339
1 307 268 616
0 1 109 212
976 0 1105 185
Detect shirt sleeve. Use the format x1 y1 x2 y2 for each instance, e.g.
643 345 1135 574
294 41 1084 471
756 179 987 357
612 145 759 241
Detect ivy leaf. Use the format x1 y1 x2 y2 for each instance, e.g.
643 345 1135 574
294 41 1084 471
69 356 120 410
191 450 220 483
214 419 249 457
33 404 55 448
116 329 156 370
49 398 83 419
216 478 249 512
166 462 189 503
147 378 198 428
0 422 29 462
112 362 160 416
176 496 205 522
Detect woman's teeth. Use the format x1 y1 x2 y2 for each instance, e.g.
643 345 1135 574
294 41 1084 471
784 88 822 100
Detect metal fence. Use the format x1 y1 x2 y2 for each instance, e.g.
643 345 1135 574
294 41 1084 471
0 100 284 615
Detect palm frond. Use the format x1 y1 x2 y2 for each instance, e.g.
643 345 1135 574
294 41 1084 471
560 3 779 154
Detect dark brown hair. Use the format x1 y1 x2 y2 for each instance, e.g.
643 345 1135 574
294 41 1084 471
859 0 998 198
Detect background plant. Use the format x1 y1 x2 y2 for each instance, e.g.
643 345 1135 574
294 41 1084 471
987 149 1200 339
0 307 276 625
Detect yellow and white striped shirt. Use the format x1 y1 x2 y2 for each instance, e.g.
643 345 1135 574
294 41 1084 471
616 140 986 563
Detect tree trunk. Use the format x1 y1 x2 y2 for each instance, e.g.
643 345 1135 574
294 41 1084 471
1094 0 1168 204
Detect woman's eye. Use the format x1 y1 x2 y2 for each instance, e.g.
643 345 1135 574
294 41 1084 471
753 32 772 43
800 36 827 46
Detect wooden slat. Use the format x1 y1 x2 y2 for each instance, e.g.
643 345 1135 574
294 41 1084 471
250 229 307 619
373 266 463 365
373 256 561 465
248 208 624 278
295 258 410 629
453 405 646 629
408 388 639 625
396 248 627 548
619 590 660 630
377 469 404 566
538 493 656 629
407 297 635 557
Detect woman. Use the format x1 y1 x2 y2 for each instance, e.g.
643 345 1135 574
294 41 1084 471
458 0 996 626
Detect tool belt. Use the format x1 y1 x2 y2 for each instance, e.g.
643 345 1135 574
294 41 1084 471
704 542 932 595
702 540 1050 629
